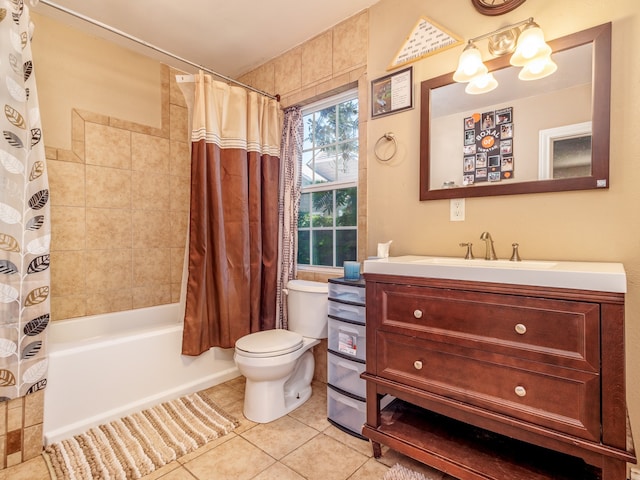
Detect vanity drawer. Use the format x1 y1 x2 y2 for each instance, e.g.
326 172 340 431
377 330 601 441
377 283 600 372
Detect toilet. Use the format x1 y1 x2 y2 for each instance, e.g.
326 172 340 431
234 279 328 423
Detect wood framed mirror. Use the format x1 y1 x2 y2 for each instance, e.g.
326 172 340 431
419 22 611 200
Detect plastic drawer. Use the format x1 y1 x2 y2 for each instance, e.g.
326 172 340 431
328 300 365 325
328 318 366 361
328 282 365 304
327 386 366 436
328 351 366 398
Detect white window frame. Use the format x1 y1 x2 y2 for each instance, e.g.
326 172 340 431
298 89 359 271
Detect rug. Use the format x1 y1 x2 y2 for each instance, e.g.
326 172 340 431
43 392 239 480
383 463 435 480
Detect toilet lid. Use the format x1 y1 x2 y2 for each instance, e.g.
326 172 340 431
235 329 303 358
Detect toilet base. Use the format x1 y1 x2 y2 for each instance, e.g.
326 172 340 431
243 350 316 423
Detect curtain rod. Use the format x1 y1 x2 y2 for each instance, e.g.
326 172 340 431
35 0 280 101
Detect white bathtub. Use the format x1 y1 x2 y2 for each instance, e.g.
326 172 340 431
43 303 240 444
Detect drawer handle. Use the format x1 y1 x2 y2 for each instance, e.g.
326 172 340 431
514 323 527 335
413 360 423 370
413 310 423 319
514 385 527 397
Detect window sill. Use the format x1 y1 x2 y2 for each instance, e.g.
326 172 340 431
297 265 343 276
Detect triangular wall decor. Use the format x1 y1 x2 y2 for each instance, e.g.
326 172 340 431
388 16 463 71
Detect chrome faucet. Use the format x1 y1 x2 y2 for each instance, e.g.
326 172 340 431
480 231 498 260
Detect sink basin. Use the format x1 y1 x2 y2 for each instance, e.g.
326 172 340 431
363 255 626 292
414 257 557 269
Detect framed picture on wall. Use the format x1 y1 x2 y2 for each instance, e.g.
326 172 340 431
371 67 413 118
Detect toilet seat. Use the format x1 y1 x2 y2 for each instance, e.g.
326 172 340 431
235 329 303 358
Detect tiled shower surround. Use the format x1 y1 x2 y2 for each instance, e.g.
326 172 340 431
47 66 191 321
4 9 368 470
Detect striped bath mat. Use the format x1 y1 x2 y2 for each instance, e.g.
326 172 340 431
43 392 239 480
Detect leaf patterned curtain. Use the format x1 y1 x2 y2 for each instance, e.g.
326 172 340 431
0 0 50 399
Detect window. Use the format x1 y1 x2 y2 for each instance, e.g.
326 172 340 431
298 90 358 268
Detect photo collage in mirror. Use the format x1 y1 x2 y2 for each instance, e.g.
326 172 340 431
463 107 514 185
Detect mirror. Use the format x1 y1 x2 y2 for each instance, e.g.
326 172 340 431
419 22 611 200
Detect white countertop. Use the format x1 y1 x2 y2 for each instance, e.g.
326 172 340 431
363 255 626 293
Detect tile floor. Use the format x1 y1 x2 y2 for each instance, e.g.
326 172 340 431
0 377 456 480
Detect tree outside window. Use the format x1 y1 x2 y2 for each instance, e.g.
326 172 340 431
298 91 358 268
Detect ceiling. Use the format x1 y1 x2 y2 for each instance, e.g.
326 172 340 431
31 0 380 79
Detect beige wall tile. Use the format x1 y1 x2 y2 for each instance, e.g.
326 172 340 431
50 251 85 297
333 11 368 74
170 141 191 177
85 249 132 293
170 284 181 303
47 160 85 207
7 399 22 432
23 391 44 428
86 165 131 209
170 211 188 249
132 210 171 249
132 171 170 211
301 31 333 87
252 63 276 95
170 247 185 284
51 295 86 321
170 175 190 212
133 247 171 286
169 104 188 143
274 47 302 96
75 110 109 126
86 290 133 316
86 208 132 250
0 402 6 434
85 123 131 169
131 132 170 173
132 284 171 309
51 206 85 251
22 424 43 461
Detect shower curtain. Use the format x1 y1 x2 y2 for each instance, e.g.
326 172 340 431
275 106 303 329
0 0 51 399
180 74 283 356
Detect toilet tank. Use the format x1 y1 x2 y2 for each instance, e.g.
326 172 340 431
286 280 328 339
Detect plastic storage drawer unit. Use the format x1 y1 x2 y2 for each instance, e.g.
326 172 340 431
328 301 365 325
328 317 366 362
328 350 366 398
327 386 367 437
328 282 365 304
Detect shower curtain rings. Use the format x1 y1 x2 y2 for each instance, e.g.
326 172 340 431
374 132 397 162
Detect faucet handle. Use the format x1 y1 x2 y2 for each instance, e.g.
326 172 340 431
510 243 522 262
459 242 475 260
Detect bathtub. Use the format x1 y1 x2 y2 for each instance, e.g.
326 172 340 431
43 303 240 444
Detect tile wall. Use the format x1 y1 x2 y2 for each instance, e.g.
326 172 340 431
46 64 191 321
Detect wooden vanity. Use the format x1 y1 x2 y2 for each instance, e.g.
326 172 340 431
362 265 636 480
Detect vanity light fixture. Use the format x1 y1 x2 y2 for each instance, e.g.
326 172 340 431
453 17 556 93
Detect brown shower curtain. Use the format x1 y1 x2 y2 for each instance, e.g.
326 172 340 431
181 74 283 356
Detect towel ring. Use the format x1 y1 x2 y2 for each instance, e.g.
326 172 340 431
374 132 397 162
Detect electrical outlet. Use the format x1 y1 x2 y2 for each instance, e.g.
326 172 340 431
450 198 465 221
630 467 640 480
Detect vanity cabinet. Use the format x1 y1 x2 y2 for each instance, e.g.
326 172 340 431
362 273 636 480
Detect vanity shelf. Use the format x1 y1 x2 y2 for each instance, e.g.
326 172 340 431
362 271 636 480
